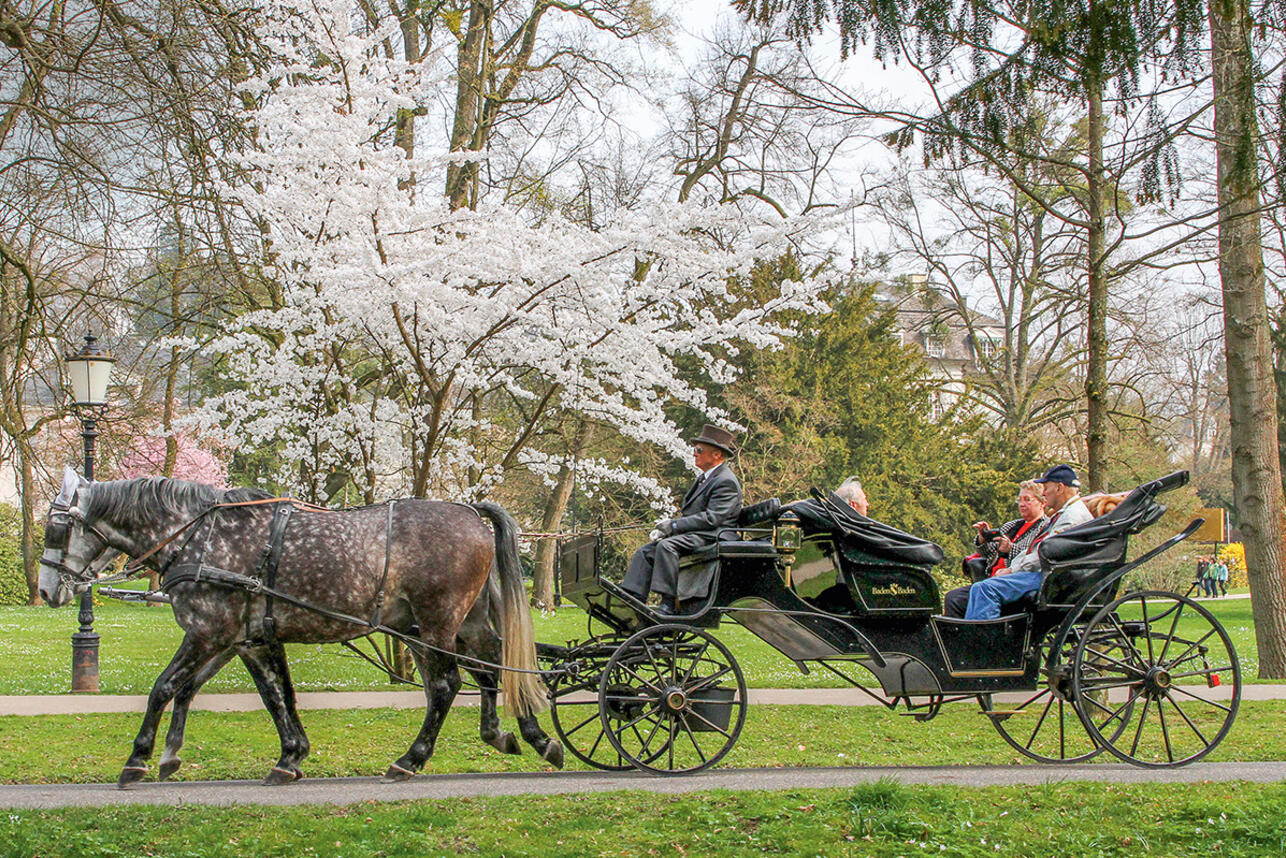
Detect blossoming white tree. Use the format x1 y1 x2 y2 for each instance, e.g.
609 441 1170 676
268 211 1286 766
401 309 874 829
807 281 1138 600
192 0 827 517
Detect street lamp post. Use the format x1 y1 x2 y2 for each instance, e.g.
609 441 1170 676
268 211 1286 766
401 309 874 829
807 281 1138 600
65 331 114 693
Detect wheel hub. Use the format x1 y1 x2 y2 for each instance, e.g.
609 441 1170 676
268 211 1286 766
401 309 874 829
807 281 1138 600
1144 666 1172 696
663 687 687 714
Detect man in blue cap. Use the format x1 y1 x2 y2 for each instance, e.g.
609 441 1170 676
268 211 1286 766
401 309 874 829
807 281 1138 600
964 464 1093 620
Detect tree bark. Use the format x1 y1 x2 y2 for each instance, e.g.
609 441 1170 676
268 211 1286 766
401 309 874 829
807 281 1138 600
530 421 589 609
17 442 39 604
1210 0 1286 677
445 0 491 209
1084 80 1109 492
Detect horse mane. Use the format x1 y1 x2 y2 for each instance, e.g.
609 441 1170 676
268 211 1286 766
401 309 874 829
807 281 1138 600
84 477 273 529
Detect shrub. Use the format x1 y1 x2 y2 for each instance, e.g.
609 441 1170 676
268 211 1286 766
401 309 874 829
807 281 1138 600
0 503 35 605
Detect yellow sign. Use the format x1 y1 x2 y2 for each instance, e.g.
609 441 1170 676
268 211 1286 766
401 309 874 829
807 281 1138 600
1193 507 1228 543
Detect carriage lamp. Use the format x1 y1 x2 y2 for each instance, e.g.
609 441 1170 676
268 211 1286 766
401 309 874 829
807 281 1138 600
65 331 114 693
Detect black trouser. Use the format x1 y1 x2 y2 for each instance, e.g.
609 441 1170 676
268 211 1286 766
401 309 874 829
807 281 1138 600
622 532 712 600
942 585 970 618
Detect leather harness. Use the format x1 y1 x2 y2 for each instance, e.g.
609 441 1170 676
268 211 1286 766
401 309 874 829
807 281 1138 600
160 499 396 647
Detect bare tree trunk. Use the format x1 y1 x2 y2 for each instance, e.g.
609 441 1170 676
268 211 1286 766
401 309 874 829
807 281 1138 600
1084 80 1109 492
445 0 491 210
531 421 589 609
1210 0 1286 677
17 443 39 604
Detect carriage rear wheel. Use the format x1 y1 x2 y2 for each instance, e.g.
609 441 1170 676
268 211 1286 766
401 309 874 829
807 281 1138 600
1071 590 1240 767
598 623 747 775
981 625 1135 763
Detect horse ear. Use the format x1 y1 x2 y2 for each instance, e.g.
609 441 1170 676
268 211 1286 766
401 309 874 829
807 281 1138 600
54 466 82 508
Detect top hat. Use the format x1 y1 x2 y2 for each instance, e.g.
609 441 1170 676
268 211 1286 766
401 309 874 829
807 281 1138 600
1035 464 1080 487
690 423 737 456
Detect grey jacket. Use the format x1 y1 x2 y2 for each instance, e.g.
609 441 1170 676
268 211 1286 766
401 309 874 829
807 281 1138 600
671 462 743 539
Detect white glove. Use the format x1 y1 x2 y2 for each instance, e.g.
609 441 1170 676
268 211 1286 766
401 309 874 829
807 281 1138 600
655 518 674 536
648 528 664 542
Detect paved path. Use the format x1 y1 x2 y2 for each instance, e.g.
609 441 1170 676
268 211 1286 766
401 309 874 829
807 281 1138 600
2 683 1276 716
3 762 1285 809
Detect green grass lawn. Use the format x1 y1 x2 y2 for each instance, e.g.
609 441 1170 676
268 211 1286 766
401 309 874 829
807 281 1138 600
4 781 1286 857
0 595 1266 695
1 699 1282 784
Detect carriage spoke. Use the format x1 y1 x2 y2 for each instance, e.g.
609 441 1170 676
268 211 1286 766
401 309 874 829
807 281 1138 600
681 640 711 686
1163 693 1211 748
1085 683 1144 726
683 706 734 739
1166 665 1235 683
678 716 709 765
1080 644 1144 677
1011 688 1050 713
1106 615 1149 671
1077 676 1143 694
1157 600 1186 665
613 662 662 695
563 707 601 738
1168 683 1234 713
1140 595 1156 663
685 665 734 695
634 714 664 757
1128 696 1152 757
1160 629 1218 672
1157 691 1175 763
1025 692 1057 748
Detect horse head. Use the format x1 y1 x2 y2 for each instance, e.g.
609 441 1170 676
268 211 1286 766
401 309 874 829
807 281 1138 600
39 467 122 607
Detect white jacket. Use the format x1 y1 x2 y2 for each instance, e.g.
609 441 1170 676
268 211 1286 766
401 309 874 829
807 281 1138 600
1008 495 1093 575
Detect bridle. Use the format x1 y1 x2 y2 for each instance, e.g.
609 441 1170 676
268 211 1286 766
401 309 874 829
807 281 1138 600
41 499 118 593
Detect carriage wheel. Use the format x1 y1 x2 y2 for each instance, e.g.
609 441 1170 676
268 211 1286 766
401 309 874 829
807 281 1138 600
598 623 747 775
548 637 650 771
981 627 1134 763
1071 590 1240 767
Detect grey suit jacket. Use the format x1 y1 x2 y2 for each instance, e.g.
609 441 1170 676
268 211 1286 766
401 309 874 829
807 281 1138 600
671 463 743 540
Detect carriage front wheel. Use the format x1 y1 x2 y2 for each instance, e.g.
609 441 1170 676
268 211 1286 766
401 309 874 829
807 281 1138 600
598 623 747 775
1071 590 1240 767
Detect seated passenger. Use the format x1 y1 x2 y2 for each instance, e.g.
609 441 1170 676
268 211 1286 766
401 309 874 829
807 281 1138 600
806 477 869 613
962 465 1093 620
943 480 1048 618
835 476 869 516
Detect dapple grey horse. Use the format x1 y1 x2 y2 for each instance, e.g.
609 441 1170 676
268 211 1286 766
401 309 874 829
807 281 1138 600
39 468 550 786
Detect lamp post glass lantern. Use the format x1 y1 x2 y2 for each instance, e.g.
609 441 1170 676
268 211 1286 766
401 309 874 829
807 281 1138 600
65 331 114 693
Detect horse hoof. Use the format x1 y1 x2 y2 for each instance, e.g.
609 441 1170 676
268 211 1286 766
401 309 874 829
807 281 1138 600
117 766 147 789
542 741 565 769
262 766 300 786
381 763 415 783
488 732 521 755
158 758 182 781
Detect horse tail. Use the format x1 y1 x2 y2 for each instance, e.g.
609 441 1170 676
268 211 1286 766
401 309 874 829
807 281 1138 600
471 501 548 718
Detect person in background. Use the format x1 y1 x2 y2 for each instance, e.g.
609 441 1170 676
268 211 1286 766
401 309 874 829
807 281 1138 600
943 480 1048 618
1194 555 1210 598
964 465 1093 620
835 477 869 516
1202 557 1220 598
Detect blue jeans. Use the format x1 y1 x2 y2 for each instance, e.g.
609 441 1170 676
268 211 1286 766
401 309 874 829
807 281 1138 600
965 571 1044 620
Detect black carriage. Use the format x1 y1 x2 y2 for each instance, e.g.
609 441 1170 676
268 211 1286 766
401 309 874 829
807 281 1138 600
538 471 1240 774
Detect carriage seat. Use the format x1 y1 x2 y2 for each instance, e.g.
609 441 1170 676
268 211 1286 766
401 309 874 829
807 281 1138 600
674 499 785 606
